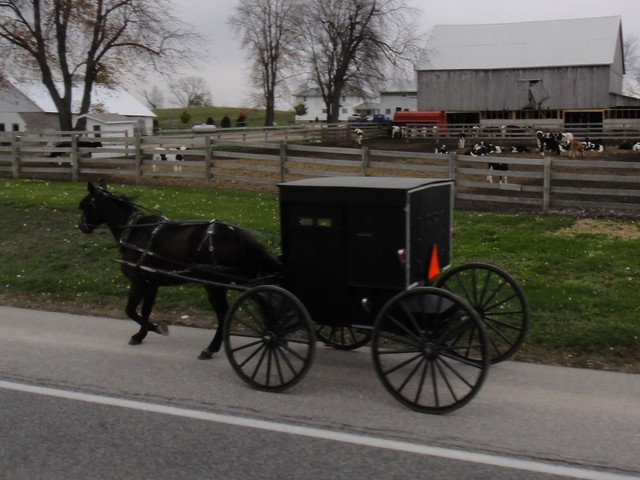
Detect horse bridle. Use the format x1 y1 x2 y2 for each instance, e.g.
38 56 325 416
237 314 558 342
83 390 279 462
79 194 100 232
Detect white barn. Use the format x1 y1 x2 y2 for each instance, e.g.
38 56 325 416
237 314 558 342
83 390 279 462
0 77 155 134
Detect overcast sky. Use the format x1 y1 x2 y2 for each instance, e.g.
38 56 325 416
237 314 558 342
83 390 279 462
157 0 640 109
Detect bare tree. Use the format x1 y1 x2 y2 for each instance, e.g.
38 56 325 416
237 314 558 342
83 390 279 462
229 0 302 126
140 84 164 110
624 35 640 97
0 0 203 130
295 0 421 123
170 76 213 107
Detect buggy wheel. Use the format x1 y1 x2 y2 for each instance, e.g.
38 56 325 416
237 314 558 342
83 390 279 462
315 324 371 350
435 263 529 364
223 285 315 392
372 287 489 414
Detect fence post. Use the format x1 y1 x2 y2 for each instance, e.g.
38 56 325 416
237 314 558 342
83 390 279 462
279 141 287 182
361 146 369 176
448 152 456 180
11 132 19 178
70 134 79 182
134 131 142 183
542 157 551 214
204 135 213 186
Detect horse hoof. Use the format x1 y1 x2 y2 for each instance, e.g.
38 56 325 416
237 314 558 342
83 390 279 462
198 349 213 360
129 336 143 345
154 323 169 336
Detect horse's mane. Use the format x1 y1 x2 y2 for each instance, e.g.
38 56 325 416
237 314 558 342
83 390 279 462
98 187 145 214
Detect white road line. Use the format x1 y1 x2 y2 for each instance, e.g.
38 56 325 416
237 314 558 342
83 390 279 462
1 380 637 480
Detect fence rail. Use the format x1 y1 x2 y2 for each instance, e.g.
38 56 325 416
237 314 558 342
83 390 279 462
1 131 639 214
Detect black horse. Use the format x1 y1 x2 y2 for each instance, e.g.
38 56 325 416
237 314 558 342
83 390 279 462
78 181 281 359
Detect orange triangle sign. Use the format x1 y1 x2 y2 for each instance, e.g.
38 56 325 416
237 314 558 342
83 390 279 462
428 245 441 282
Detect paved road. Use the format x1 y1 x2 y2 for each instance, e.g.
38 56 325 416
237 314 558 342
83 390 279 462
1 306 639 479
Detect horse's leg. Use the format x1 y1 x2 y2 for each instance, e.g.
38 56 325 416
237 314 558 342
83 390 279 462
126 283 166 345
141 286 169 337
198 286 229 360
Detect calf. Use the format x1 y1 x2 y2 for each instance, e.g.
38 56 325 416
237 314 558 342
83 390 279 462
583 138 605 153
487 162 508 184
435 144 448 154
354 128 363 145
569 140 585 158
391 125 406 139
536 131 561 157
510 145 530 153
465 142 489 156
458 132 467 149
152 146 187 172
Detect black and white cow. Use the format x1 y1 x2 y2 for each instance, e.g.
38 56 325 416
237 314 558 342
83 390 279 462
152 146 187 172
618 141 637 150
510 145 530 153
487 162 509 184
391 125 406 139
435 144 448 154
465 142 503 156
537 131 578 157
354 128 363 145
583 138 605 153
536 131 561 157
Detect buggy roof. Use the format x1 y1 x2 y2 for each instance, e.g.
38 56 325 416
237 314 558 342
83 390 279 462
278 177 453 207
278 176 451 190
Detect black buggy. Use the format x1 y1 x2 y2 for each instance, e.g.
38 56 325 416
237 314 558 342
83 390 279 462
222 177 529 414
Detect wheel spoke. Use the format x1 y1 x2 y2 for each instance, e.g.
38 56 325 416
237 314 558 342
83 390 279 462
436 263 529 363
224 286 315 392
372 287 489 414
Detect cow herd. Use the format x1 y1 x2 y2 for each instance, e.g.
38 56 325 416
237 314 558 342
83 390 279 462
356 126 640 185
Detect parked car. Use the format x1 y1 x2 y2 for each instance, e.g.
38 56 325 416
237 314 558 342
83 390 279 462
347 114 368 122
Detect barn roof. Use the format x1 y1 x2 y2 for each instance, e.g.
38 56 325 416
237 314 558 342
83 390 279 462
417 16 622 71
6 78 155 117
78 113 137 124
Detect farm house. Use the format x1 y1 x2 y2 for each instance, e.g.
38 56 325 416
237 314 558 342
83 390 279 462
0 77 155 134
415 16 640 129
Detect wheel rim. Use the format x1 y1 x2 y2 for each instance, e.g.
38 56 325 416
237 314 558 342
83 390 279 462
372 287 489 414
224 286 315 392
436 263 529 364
315 324 371 350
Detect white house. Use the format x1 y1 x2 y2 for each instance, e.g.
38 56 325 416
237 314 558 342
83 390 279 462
379 85 418 116
294 88 369 122
0 77 155 134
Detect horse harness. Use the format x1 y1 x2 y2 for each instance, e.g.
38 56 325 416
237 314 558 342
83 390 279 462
117 214 252 283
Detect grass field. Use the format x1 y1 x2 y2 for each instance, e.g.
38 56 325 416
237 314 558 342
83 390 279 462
1 179 639 372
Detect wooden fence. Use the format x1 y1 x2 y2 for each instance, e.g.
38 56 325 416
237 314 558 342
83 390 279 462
1 131 639 214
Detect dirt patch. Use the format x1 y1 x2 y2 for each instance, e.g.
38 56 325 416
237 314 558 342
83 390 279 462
554 219 640 239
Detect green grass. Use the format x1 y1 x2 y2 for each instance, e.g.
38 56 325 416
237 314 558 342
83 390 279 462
1 179 639 371
154 106 297 130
